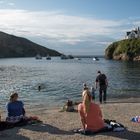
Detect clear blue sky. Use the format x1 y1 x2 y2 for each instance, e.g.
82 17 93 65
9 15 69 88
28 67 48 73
0 0 140 55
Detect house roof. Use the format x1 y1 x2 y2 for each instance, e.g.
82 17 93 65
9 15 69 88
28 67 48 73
127 32 131 36
126 27 140 36
127 30 138 36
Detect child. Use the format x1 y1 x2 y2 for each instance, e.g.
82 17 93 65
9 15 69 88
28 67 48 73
91 86 96 100
83 83 88 90
63 100 75 112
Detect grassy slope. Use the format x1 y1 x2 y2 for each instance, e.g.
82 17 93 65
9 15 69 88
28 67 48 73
105 39 140 59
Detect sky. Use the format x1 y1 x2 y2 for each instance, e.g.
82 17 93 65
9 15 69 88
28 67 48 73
0 0 140 55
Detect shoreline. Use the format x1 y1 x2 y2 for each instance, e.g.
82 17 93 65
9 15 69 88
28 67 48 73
1 97 140 114
1 96 140 111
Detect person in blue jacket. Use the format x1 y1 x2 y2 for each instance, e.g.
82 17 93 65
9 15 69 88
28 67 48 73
6 92 25 123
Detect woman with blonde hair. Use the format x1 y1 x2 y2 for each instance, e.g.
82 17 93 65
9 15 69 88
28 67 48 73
78 88 105 134
6 92 26 123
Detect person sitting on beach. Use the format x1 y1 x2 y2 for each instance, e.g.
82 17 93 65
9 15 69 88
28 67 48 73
6 93 26 123
63 100 75 112
78 88 105 133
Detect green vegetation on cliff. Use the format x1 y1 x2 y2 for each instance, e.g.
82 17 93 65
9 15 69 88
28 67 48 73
0 31 61 58
105 39 140 60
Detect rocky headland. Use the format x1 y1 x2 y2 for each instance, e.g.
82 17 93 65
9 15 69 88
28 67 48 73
105 39 140 61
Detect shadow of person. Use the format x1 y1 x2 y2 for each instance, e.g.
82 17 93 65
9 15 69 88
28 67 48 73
0 122 73 140
0 127 30 140
101 129 140 140
24 123 73 135
71 128 140 140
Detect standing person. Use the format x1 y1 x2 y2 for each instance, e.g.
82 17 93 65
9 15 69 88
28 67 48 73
91 85 96 101
95 71 108 104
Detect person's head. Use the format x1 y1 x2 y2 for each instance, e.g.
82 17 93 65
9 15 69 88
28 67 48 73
10 93 18 102
38 85 41 91
97 70 101 75
83 83 88 90
66 100 73 106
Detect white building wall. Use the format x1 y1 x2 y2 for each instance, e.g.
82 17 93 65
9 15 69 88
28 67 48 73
126 27 140 39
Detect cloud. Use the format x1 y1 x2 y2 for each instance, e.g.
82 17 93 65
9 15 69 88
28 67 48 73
0 1 4 4
0 9 124 42
0 0 15 6
8 2 15 6
0 9 139 54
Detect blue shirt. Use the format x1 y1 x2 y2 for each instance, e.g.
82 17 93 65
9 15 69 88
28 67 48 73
6 101 24 117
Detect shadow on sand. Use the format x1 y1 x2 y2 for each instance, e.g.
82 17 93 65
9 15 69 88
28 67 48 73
25 123 73 135
83 129 140 140
0 127 30 140
1 123 140 140
0 123 73 140
101 130 140 140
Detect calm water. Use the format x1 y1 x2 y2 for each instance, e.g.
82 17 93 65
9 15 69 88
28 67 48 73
0 57 140 109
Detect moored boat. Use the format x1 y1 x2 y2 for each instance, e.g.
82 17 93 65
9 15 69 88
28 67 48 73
61 55 68 59
75 57 81 60
93 57 99 61
35 54 42 59
46 55 51 60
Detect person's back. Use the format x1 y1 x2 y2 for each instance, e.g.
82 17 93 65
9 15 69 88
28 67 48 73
78 102 104 132
7 100 24 117
96 74 107 86
65 100 74 112
6 93 25 123
96 71 108 103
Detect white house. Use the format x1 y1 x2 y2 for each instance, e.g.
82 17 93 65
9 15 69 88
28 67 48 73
126 27 140 39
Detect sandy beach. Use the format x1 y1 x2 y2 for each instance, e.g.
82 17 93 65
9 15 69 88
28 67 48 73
0 100 140 140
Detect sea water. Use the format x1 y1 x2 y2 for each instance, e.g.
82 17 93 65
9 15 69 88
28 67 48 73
0 57 140 109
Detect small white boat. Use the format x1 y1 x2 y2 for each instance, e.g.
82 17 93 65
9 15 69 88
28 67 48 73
93 57 99 61
35 54 42 59
75 57 81 60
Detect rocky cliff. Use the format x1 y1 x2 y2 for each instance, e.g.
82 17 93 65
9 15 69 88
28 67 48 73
105 39 140 61
0 31 61 58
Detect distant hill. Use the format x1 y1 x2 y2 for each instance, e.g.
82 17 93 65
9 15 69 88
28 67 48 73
0 31 61 58
105 39 140 61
